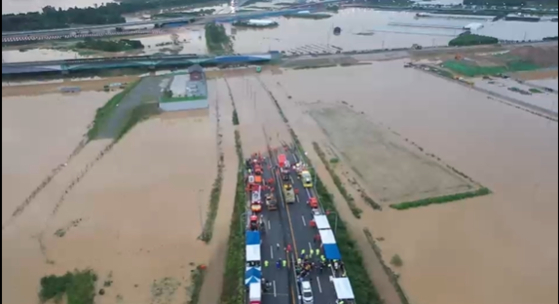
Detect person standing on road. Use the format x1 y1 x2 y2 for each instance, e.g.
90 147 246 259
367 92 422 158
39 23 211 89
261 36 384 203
297 258 302 265
264 260 269 268
308 250 313 259
276 260 281 269
282 259 287 268
315 248 320 257
286 244 292 253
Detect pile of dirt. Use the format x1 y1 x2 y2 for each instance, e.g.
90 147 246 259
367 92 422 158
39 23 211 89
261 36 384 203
510 45 559 67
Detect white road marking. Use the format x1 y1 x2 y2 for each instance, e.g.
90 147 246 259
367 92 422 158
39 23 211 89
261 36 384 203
273 280 277 297
301 215 307 227
317 276 323 293
295 194 300 203
308 242 313 252
306 188 312 198
268 220 271 230
270 245 274 259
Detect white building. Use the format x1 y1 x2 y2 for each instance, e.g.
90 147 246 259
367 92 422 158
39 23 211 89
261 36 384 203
160 65 208 112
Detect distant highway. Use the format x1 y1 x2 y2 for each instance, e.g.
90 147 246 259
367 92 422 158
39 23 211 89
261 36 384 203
1 0 343 39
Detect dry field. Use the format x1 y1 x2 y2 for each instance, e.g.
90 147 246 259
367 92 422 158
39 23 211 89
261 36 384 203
258 61 558 304
2 80 238 304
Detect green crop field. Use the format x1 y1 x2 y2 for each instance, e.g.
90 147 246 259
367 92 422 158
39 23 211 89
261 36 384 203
443 60 540 77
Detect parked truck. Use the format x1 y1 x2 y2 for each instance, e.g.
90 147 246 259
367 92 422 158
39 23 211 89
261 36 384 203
283 183 295 204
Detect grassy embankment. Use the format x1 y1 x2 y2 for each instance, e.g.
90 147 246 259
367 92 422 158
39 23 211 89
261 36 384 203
39 269 97 304
261 81 382 304
363 228 411 304
390 187 491 210
219 128 246 304
87 80 141 141
199 153 224 243
187 265 207 304
205 23 233 55
310 159 382 303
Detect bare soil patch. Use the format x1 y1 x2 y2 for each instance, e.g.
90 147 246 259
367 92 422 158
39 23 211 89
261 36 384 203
510 45 558 67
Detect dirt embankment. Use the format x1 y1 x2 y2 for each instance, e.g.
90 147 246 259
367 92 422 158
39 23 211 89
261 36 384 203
2 76 140 97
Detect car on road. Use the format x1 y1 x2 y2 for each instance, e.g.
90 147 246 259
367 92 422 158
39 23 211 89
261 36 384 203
301 170 313 188
301 281 314 304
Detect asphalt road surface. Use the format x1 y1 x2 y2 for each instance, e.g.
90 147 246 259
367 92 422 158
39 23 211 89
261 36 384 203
268 148 338 304
259 156 295 304
249 146 340 304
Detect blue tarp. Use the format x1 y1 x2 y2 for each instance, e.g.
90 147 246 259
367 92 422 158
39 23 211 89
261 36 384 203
246 231 261 245
324 244 341 260
245 267 262 286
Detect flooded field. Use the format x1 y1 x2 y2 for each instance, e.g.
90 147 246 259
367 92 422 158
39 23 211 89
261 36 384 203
474 77 558 115
308 103 477 204
2 92 115 225
258 61 558 304
4 7 558 63
1 81 240 303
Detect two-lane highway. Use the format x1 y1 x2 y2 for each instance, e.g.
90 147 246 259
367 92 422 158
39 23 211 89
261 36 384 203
255 155 295 304
269 148 339 304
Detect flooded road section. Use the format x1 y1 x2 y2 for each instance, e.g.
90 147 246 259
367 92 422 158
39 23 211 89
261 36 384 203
258 62 558 304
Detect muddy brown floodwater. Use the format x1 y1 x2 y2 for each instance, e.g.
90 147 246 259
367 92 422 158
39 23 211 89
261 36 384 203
2 85 239 304
259 61 558 304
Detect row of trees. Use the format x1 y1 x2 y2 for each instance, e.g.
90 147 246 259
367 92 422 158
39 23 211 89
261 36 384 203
2 0 221 32
449 33 499 46
205 23 233 54
76 38 144 52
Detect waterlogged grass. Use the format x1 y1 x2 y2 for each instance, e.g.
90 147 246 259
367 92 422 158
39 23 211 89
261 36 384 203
390 254 403 267
87 80 140 141
232 109 239 125
199 161 224 243
363 228 411 304
314 172 382 304
187 265 207 304
313 142 362 219
390 187 491 210
219 130 245 304
39 269 97 304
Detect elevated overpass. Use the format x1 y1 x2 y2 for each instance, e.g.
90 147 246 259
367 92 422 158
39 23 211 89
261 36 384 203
1 52 281 76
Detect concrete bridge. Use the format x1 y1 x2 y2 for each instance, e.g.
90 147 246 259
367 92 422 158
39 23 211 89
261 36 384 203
2 52 281 76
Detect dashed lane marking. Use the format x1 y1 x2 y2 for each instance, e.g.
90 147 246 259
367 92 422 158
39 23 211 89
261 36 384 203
301 215 307 227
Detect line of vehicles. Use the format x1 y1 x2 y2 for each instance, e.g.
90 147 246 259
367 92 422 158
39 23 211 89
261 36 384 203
244 149 356 304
